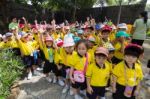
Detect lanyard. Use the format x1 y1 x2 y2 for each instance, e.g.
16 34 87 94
124 62 136 86
48 48 53 63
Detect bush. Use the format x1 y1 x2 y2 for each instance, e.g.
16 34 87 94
0 49 24 99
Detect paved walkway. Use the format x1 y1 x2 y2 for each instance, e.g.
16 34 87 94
17 40 150 99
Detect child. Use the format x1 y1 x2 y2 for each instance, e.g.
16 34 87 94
112 31 130 64
69 40 91 99
13 30 34 80
38 33 57 83
112 44 143 99
86 47 111 99
55 36 76 94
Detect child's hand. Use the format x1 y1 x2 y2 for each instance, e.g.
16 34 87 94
112 87 116 93
87 86 93 95
22 17 26 20
34 20 38 23
70 77 75 84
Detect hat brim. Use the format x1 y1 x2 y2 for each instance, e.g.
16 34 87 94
63 43 75 47
95 51 108 57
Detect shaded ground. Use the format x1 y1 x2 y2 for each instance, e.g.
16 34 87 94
17 40 150 99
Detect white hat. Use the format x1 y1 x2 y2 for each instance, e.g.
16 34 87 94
5 32 13 37
63 36 75 47
0 34 2 38
117 23 128 30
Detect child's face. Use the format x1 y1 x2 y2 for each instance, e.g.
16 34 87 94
124 55 138 65
88 41 95 49
22 36 29 42
7 36 12 41
95 54 107 65
45 41 53 47
101 32 109 39
77 43 87 56
64 46 74 54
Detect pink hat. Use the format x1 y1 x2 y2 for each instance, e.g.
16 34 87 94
63 37 75 47
45 36 53 42
95 47 109 57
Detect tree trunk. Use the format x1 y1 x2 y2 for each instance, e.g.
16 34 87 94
117 1 122 25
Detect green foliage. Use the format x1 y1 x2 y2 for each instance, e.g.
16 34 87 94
0 49 24 98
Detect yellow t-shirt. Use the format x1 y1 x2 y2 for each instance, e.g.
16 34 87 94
88 46 97 63
72 53 92 71
86 62 111 87
56 48 76 67
5 39 18 48
0 42 5 49
112 61 143 86
114 42 124 59
16 40 34 56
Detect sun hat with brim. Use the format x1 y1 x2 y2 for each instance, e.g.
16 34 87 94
95 47 109 57
116 31 130 38
63 37 75 47
95 24 101 30
117 23 128 30
88 36 96 43
77 29 84 34
102 25 112 32
45 36 53 42
5 32 13 37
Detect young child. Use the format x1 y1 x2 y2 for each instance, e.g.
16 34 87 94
38 32 57 83
69 40 91 99
112 31 130 64
55 36 76 94
86 47 111 99
13 30 34 80
112 44 143 99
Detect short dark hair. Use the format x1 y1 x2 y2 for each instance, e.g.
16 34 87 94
124 44 142 58
76 39 89 50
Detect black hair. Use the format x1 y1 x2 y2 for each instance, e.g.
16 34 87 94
124 45 142 58
76 39 89 51
140 11 148 24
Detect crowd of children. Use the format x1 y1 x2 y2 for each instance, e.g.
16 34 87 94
0 16 146 99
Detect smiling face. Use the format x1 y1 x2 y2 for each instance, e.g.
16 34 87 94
124 55 137 65
77 42 88 56
64 46 74 54
45 41 53 47
95 54 107 65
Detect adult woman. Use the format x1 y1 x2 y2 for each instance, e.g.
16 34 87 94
132 11 150 46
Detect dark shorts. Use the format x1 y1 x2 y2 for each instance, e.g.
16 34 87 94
72 80 87 90
43 60 57 74
112 83 136 99
87 86 106 99
131 39 144 46
55 63 70 78
23 56 34 68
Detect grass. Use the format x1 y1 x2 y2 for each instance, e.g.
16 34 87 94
0 49 24 99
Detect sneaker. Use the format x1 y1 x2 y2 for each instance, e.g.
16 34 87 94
53 76 57 84
69 88 74 96
36 67 43 71
62 85 69 94
46 77 53 83
74 94 83 99
58 79 65 87
27 72 32 80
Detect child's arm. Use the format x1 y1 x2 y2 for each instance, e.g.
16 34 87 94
69 67 75 84
86 77 93 94
134 82 141 96
112 75 117 93
119 37 125 53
